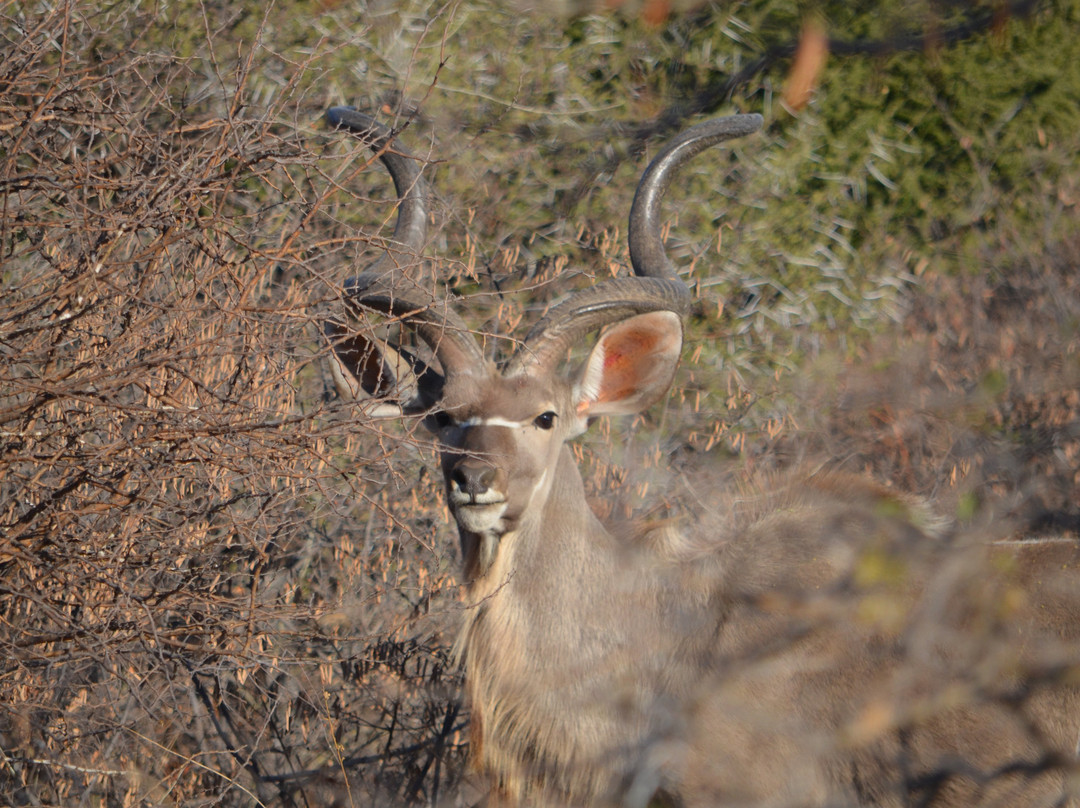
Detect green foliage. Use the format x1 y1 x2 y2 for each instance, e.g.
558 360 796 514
296 0 1080 376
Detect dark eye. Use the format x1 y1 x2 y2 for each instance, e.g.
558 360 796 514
533 411 557 430
431 410 452 429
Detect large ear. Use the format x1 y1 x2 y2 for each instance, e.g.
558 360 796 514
572 310 683 418
324 319 438 415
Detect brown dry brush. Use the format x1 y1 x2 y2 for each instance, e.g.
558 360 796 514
773 238 1080 539
1 6 466 807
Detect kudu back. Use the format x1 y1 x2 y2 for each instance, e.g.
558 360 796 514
323 106 1080 807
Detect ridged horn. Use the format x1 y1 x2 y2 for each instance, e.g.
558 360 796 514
326 107 485 376
504 113 763 376
629 114 763 279
326 106 427 273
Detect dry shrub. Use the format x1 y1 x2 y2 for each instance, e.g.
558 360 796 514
779 237 1080 535
1 6 466 806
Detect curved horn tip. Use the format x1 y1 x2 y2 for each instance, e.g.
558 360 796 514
325 106 376 133
325 106 346 125
735 112 765 136
737 112 765 132
687 112 764 142
325 106 353 127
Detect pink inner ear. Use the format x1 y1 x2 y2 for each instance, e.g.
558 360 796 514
576 311 682 417
596 326 662 404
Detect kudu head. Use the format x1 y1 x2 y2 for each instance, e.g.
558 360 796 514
324 107 762 580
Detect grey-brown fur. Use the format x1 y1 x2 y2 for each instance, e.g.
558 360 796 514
324 108 1080 806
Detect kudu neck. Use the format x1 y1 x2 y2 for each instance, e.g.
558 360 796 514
459 444 605 587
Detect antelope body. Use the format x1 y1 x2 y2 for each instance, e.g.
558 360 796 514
324 107 1080 807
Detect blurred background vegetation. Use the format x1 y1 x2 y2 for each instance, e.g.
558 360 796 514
1 0 1077 804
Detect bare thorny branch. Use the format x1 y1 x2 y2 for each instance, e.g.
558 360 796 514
0 4 467 806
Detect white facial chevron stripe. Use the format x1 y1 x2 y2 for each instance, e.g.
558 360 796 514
459 416 529 429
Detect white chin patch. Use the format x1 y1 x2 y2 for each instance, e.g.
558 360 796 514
453 502 508 534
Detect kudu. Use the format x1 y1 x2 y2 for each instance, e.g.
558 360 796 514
323 106 1080 807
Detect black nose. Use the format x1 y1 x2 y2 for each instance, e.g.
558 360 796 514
452 462 495 498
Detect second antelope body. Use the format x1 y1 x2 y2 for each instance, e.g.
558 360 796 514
325 107 1080 807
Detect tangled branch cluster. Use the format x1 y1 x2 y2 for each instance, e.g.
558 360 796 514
1 6 465 806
